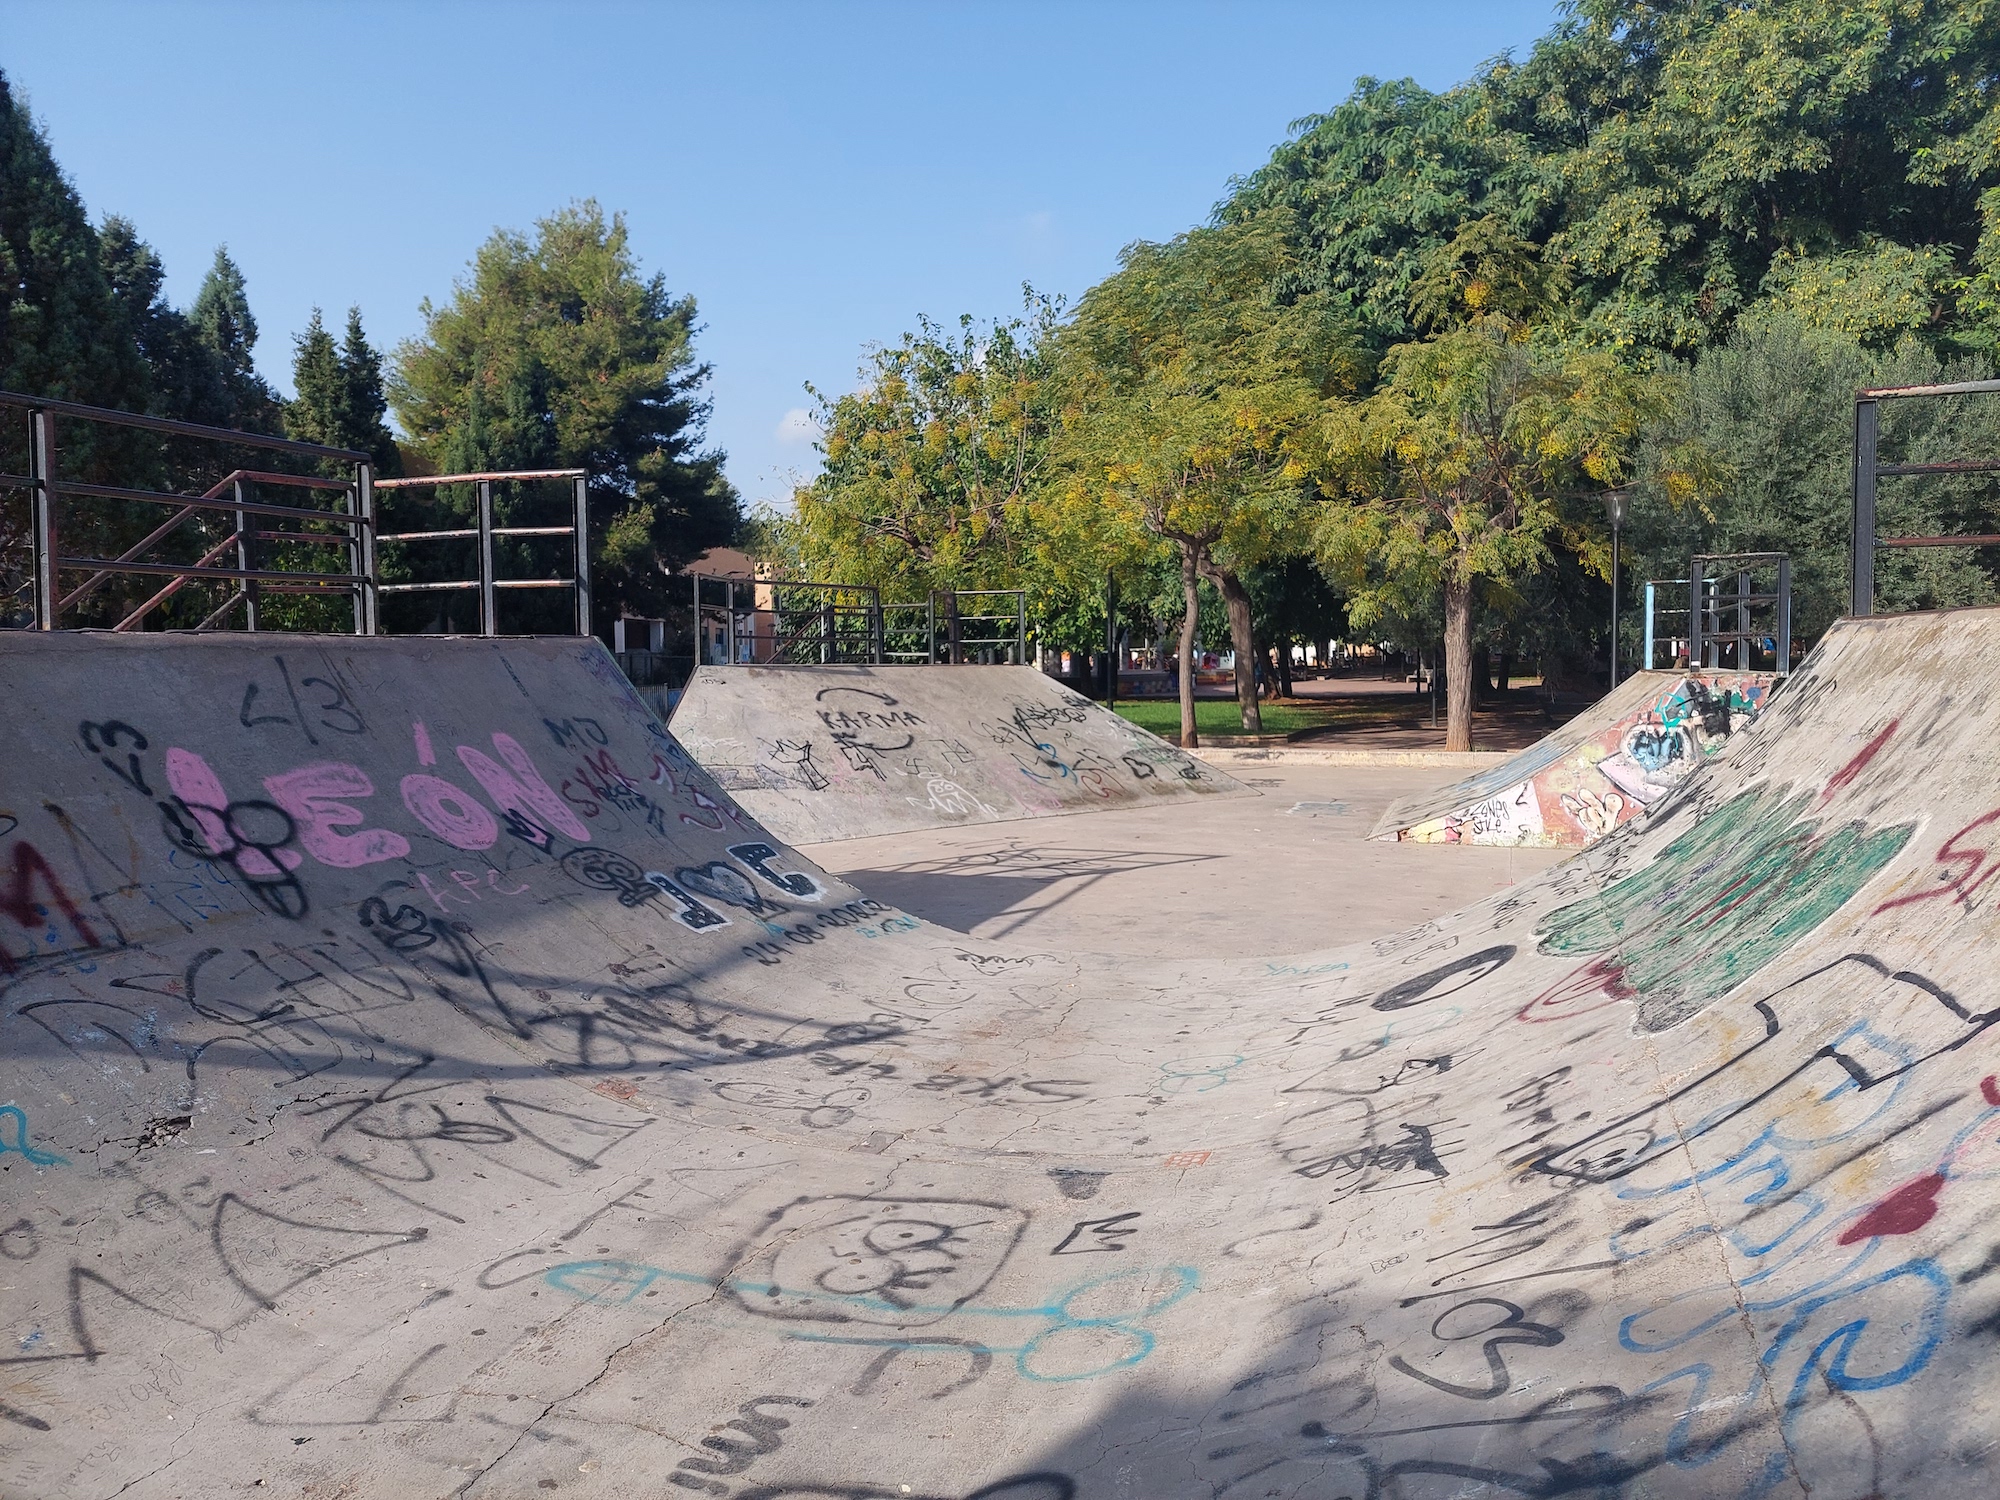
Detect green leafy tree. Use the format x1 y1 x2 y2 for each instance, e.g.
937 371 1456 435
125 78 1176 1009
1052 210 1363 742
1629 310 2000 646
391 200 740 633
786 300 1063 599
1316 219 1653 750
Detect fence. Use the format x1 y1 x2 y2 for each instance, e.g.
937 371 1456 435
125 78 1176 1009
0 389 592 637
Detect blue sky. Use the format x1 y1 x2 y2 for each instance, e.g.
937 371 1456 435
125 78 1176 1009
7 1 1560 510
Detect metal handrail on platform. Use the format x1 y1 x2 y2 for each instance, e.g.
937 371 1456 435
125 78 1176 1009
1852 378 2000 615
0 390 596 637
0 389 370 632
372 470 590 636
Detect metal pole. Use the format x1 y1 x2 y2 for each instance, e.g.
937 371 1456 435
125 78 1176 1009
947 591 962 665
1015 590 1024 666
871 595 884 664
1687 563 1702 669
572 474 591 637
1736 569 1750 671
356 461 377 635
1643 581 1656 671
1853 398 1878 616
29 408 56 630
234 477 260 631
1608 524 1620 688
1104 575 1118 704
726 578 738 664
926 595 935 663
1776 555 1792 673
820 601 833 665
476 479 497 635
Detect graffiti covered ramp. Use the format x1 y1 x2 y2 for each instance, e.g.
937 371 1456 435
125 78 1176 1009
1369 668 1773 845
3 614 1998 1500
669 662 1248 842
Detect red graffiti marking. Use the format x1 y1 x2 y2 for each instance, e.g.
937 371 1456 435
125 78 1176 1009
1816 718 1899 810
0 841 102 974
1838 1172 1947 1245
1873 806 2000 916
1981 1075 2000 1108
1517 953 1633 1024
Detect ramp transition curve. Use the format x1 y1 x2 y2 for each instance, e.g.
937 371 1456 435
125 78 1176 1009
1 616 1996 1498
1371 668 1772 845
669 662 1247 843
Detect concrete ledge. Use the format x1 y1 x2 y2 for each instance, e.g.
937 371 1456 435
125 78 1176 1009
1189 746 1516 767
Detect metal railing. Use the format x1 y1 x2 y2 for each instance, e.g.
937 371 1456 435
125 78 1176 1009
0 391 594 638
1687 553 1791 673
373 470 590 636
690 579 1028 668
693 575 881 665
1853 378 2000 615
0 389 371 631
881 589 1027 664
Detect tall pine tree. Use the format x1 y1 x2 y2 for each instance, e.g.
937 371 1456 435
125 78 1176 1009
286 307 401 473
190 247 281 432
0 70 147 409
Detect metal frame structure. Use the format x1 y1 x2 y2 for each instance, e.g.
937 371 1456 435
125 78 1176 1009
1 390 593 638
373 470 590 636
1688 552 1792 673
692 577 1028 669
881 589 1028 665
2 388 371 632
1852 378 2000 616
693 575 883 666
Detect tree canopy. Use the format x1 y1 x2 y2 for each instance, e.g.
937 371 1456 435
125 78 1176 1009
391 201 740 632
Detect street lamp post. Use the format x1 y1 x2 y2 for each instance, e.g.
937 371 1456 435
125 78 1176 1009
1603 490 1629 689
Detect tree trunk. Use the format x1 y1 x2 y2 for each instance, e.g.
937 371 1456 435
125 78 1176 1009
1497 646 1513 697
1444 573 1475 752
1199 560 1262 733
1275 640 1293 697
1177 543 1200 748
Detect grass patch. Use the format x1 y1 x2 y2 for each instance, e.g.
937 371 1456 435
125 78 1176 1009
1112 699 1407 738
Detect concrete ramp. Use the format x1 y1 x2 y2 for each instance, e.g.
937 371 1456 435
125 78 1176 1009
1371 668 1773 844
3 614 1998 1498
670 662 1246 842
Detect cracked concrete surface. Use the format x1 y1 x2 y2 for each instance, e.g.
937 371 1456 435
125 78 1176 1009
2 619 1996 1499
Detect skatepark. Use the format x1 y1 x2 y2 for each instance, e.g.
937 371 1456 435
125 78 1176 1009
4 601 1998 1500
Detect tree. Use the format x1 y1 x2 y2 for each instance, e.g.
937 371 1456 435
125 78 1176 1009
287 306 401 473
1315 218 1652 750
97 216 232 429
786 300 1062 598
391 200 739 632
1052 210 1363 743
0 71 147 411
190 247 282 432
1628 310 2000 644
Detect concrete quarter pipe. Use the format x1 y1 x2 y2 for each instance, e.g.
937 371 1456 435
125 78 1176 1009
1371 670 1772 845
1 615 1996 1498
669 663 1247 843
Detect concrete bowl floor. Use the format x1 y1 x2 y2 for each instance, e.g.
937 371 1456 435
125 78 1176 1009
801 762 1567 958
